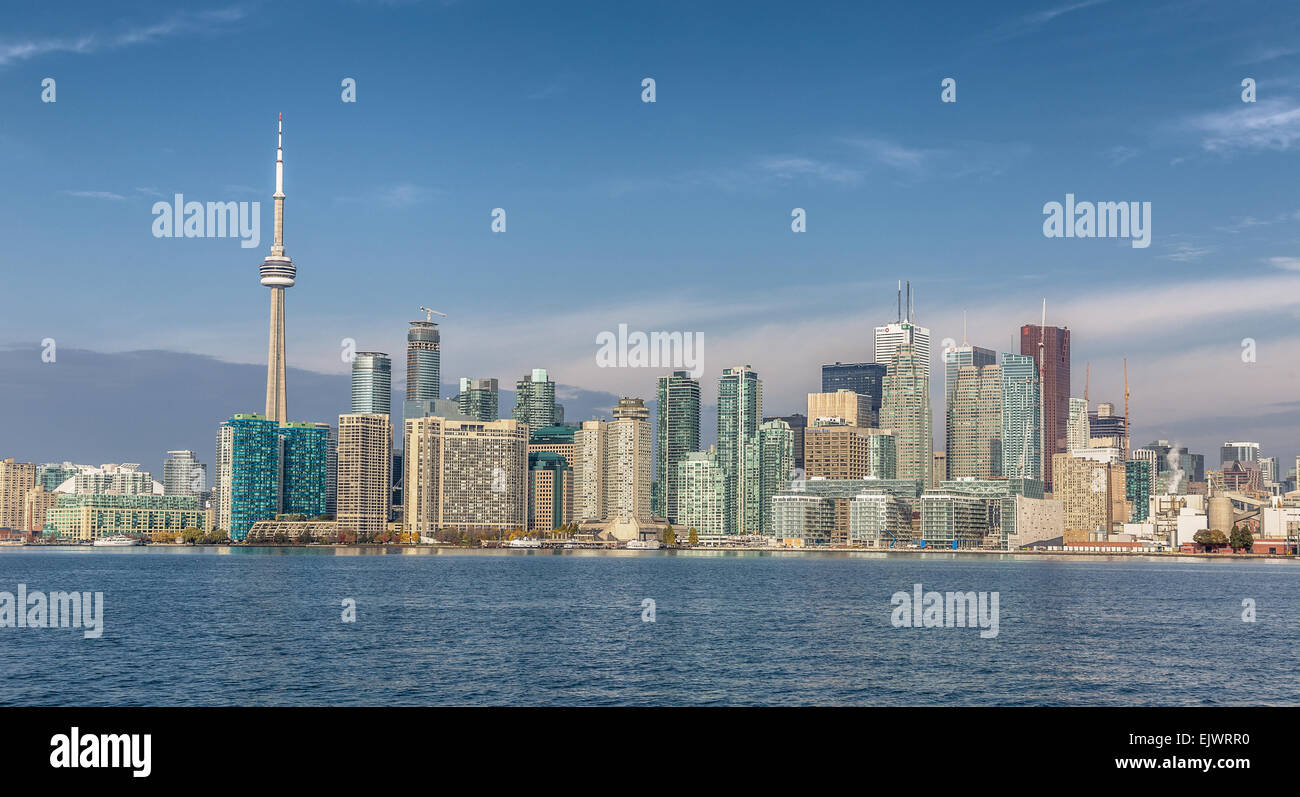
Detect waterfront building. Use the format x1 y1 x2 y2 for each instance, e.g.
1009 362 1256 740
772 493 836 546
718 365 762 535
1126 459 1152 522
821 362 886 423
1019 323 1070 489
606 398 653 521
44 494 205 541
351 352 392 415
403 417 529 534
674 450 727 540
1052 453 1129 537
742 419 794 535
528 451 573 532
0 458 37 530
457 377 499 422
804 423 896 480
163 450 207 498
336 413 392 541
36 463 81 492
1000 353 1043 482
215 414 280 541
880 344 931 484
513 368 559 428
24 485 59 532
277 423 329 518
773 477 923 546
71 464 155 495
656 371 701 523
948 362 1002 480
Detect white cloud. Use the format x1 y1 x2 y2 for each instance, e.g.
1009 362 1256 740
1187 98 1300 153
0 8 247 67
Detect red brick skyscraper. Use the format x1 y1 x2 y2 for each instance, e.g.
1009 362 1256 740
1020 324 1070 490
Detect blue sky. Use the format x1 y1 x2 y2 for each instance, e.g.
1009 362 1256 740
3 0 1300 474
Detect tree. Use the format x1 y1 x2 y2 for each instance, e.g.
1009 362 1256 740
1193 529 1228 552
662 526 676 546
1229 524 1254 553
272 531 290 545
688 527 699 546
296 528 314 545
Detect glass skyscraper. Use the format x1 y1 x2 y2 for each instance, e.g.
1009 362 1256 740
406 320 441 401
458 377 500 422
742 419 794 535
880 344 931 484
277 423 329 518
655 370 701 523
1000 353 1043 481
351 352 392 415
216 414 280 541
513 369 558 429
821 362 885 423
718 365 761 535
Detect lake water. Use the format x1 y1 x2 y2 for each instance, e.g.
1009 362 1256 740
1 547 1296 706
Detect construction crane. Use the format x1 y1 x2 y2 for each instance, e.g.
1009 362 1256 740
418 306 446 323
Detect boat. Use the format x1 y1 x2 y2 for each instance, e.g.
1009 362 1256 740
625 539 662 550
92 534 143 547
506 538 543 548
0 539 28 547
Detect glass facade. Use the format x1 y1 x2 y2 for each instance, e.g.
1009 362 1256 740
277 423 329 518
718 366 761 535
656 370 701 523
351 352 392 415
821 362 885 419
219 414 280 541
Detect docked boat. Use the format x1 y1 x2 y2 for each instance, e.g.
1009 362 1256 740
506 538 543 548
0 539 28 547
625 539 662 550
92 534 143 547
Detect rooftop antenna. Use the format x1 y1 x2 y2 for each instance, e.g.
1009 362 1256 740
1085 362 1090 405
905 281 912 322
962 310 968 346
1124 358 1131 461
897 280 902 323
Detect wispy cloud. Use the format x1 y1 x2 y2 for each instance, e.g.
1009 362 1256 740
335 183 437 207
1159 242 1212 262
982 0 1112 43
1185 98 1300 153
0 8 246 67
63 190 126 201
1265 256 1300 271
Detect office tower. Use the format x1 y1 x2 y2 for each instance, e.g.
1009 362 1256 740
573 420 606 521
457 377 499 422
351 352 392 415
336 413 392 541
880 344 931 484
1220 441 1260 465
1000 353 1043 482
764 413 806 472
948 362 1002 479
604 398 653 520
804 423 897 480
260 115 295 424
742 419 794 535
528 452 573 532
24 485 58 532
1066 397 1089 452
216 414 280 541
513 368 558 428
930 453 946 488
718 365 762 535
275 423 329 517
163 450 207 497
1053 452 1128 535
529 425 576 467
406 317 442 402
0 458 37 529
1126 459 1152 522
1088 402 1126 450
656 371 701 523
821 362 886 424
1019 322 1070 488
874 282 931 367
1260 456 1278 486
943 342 997 477
674 450 727 538
807 390 872 428
403 417 528 534
73 464 155 495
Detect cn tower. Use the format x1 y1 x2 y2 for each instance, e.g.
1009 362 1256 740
260 114 294 423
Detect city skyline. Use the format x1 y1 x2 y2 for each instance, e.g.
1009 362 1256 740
3 0 1300 473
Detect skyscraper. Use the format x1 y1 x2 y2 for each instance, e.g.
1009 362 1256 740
403 417 528 534
655 371 701 523
742 419 794 535
821 362 886 423
513 369 558 428
0 458 37 531
1220 441 1260 465
406 319 441 401
337 413 392 541
763 413 807 472
718 365 762 535
528 452 573 532
216 414 280 541
1001 353 1043 482
1088 402 1127 450
260 115 295 424
276 423 329 518
807 390 872 428
606 398 653 521
675 450 727 539
943 342 996 477
948 362 1002 479
880 344 931 484
351 352 392 415
163 450 207 497
1019 322 1070 489
874 283 931 367
1066 397 1089 452
457 377 499 422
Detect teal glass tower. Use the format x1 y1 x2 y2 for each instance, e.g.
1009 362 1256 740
655 370 701 523
218 414 280 541
277 423 329 518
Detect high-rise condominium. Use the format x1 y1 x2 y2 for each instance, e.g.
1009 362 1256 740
216 414 280 541
0 458 37 530
718 365 762 535
948 362 1002 479
742 419 794 535
943 343 996 477
163 450 207 497
406 319 441 401
1019 323 1070 489
1001 353 1043 482
656 371 701 523
528 452 574 532
573 399 653 522
1066 397 1089 452
880 344 931 484
276 423 330 518
674 450 727 539
821 362 886 425
403 417 528 534
1220 441 1260 465
260 115 295 424
513 368 558 428
458 377 499 422
336 413 392 541
804 423 896 480
351 352 392 415
1088 402 1127 450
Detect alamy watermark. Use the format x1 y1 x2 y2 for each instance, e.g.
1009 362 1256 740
595 323 703 378
152 194 261 248
890 583 999 638
1043 193 1151 249
0 584 104 639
